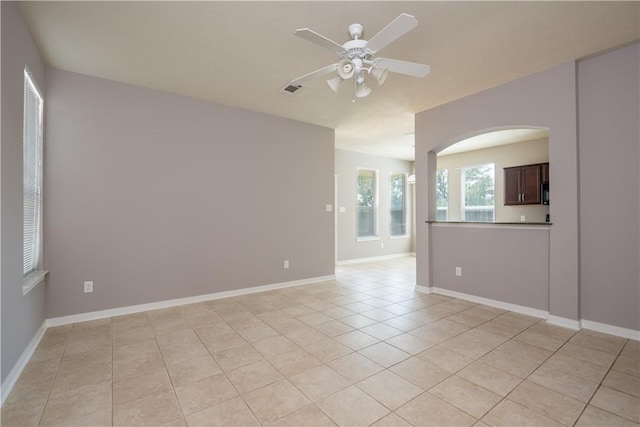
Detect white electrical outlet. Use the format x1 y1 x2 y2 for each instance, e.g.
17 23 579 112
284 260 289 269
520 215 526 222
381 242 384 248
84 281 93 293
455 267 462 277
325 204 333 212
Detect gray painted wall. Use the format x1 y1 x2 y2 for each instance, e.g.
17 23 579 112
416 43 639 331
578 43 639 330
416 61 579 321
335 149 413 262
1 2 47 383
44 69 335 318
432 225 549 311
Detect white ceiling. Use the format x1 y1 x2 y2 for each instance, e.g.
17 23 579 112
19 1 639 161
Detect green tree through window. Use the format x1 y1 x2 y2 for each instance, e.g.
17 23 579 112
390 173 406 235
462 164 495 222
436 169 448 220
357 169 377 237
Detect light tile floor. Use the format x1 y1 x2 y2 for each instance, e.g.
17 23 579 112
2 257 639 426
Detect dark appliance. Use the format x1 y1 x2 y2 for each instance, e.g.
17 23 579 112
541 182 550 205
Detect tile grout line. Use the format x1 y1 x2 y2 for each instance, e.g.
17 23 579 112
569 337 630 426
211 285 413 425
477 318 570 424
149 313 188 426
310 299 506 425
227 303 355 426
193 309 266 426
36 325 73 427
499 323 634 426
431 315 544 423
399 315 579 425
9 259 636 427
403 317 541 424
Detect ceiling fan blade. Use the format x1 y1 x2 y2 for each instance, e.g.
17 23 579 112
374 58 430 78
295 28 345 53
289 63 339 85
366 13 418 53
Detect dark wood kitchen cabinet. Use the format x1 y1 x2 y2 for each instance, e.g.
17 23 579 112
504 163 547 205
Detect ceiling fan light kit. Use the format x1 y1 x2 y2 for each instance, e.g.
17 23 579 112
369 67 389 86
327 75 344 93
338 58 356 79
287 13 430 101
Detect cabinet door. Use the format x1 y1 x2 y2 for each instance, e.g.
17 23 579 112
520 164 541 204
504 167 521 205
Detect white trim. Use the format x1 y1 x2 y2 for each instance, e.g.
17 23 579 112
430 286 548 320
356 236 381 242
416 287 639 340
47 274 335 327
22 270 48 295
581 319 640 341
414 285 431 294
388 235 410 240
1 321 46 406
336 253 414 266
546 315 580 330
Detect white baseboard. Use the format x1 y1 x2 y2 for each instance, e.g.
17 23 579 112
5 273 638 412
47 274 335 327
336 253 414 266
2 275 335 407
547 315 580 330
414 285 639 341
429 287 549 320
581 319 640 341
1 321 47 406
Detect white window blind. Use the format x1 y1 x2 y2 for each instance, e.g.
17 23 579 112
23 68 43 276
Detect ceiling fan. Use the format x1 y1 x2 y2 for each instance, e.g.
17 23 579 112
287 13 430 101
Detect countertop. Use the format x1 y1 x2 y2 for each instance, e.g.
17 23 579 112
426 220 552 225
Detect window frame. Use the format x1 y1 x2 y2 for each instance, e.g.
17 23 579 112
460 163 495 223
356 168 379 241
22 66 47 294
436 169 449 221
389 172 408 238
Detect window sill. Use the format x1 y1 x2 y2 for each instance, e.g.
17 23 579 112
356 236 380 242
23 270 48 295
389 235 409 240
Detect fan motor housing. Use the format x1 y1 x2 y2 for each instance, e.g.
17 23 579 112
342 39 368 60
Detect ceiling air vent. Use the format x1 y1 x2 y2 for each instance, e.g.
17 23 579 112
280 84 303 96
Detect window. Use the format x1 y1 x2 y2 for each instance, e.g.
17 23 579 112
436 169 448 221
389 173 407 236
357 169 378 238
461 163 495 222
23 68 44 277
